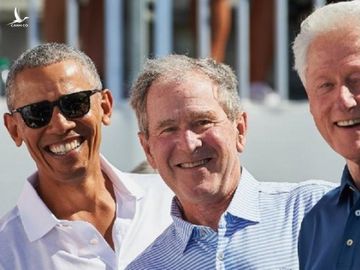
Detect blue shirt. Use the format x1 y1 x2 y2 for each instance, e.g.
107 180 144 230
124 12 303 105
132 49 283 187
126 169 335 270
299 166 360 270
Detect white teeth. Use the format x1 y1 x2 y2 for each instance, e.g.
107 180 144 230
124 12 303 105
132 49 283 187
337 118 360 127
49 139 81 155
179 159 209 168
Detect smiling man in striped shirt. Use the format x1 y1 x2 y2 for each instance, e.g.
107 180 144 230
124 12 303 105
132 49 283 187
128 55 334 269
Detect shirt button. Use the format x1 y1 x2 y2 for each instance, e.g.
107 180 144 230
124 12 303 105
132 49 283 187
90 238 99 245
346 239 353 246
355 210 360 216
217 252 224 261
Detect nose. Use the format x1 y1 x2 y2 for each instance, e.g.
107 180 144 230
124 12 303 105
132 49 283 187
176 129 202 153
338 85 357 111
47 107 76 134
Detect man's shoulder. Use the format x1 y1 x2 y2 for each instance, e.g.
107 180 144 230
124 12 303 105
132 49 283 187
290 179 337 201
123 172 174 195
257 179 337 212
125 173 165 186
0 207 21 234
302 185 341 218
126 224 178 269
0 206 26 260
101 155 169 191
258 179 337 196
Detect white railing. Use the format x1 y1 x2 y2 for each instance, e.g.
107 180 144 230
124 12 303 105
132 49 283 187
24 0 325 102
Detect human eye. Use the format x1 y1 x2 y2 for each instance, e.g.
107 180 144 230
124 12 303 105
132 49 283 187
347 73 360 89
318 81 334 90
314 80 335 96
193 119 215 132
160 126 177 135
197 119 213 126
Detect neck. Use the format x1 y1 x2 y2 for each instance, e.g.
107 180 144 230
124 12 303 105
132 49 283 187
347 160 360 189
37 170 114 215
178 190 236 231
36 168 116 249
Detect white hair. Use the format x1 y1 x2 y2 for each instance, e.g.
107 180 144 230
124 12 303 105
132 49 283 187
293 0 360 86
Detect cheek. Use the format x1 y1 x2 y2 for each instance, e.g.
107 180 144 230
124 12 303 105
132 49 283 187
22 128 42 144
150 138 173 163
312 105 334 133
205 128 237 154
309 104 334 141
309 98 326 119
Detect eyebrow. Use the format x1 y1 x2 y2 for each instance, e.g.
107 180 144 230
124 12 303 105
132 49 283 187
154 110 219 131
188 110 218 120
154 119 177 132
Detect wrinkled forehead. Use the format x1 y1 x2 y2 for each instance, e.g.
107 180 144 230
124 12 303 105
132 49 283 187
305 28 360 79
154 70 217 91
312 27 360 50
153 74 220 106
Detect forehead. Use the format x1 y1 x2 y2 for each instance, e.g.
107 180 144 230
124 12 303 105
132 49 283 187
146 72 226 123
307 29 360 67
15 60 90 87
12 60 93 102
306 29 360 82
148 72 218 103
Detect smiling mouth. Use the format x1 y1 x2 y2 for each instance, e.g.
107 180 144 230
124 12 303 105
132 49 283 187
47 138 83 156
336 118 360 128
177 158 212 169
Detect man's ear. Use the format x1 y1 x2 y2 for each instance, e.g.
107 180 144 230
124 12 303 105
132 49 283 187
138 132 157 169
235 111 247 153
101 89 113 126
4 113 23 147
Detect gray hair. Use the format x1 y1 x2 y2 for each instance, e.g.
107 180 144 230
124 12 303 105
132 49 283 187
293 0 360 86
5 42 102 111
130 54 242 136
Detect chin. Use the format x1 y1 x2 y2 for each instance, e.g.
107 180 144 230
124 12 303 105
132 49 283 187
56 167 87 183
335 147 360 163
189 184 221 198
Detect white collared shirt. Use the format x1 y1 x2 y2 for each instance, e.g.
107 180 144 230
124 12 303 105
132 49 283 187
0 156 173 270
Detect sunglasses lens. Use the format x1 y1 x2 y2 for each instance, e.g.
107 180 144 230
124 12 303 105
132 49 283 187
60 91 91 118
20 101 53 128
14 90 99 129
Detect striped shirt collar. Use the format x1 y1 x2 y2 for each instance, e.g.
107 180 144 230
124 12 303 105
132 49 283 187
17 155 144 242
170 167 260 253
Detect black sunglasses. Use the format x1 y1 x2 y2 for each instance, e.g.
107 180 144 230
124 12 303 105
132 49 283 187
11 89 103 129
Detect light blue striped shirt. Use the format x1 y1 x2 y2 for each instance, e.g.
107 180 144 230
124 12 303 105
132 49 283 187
126 169 336 270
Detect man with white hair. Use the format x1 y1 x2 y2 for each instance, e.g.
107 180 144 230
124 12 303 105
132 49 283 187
293 1 360 269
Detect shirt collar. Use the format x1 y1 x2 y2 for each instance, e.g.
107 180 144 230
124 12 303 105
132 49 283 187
170 198 197 253
100 155 144 200
170 167 260 253
226 168 260 223
17 155 144 242
338 165 360 204
17 172 57 242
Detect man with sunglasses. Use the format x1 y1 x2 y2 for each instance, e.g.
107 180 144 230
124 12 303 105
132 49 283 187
0 43 172 269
